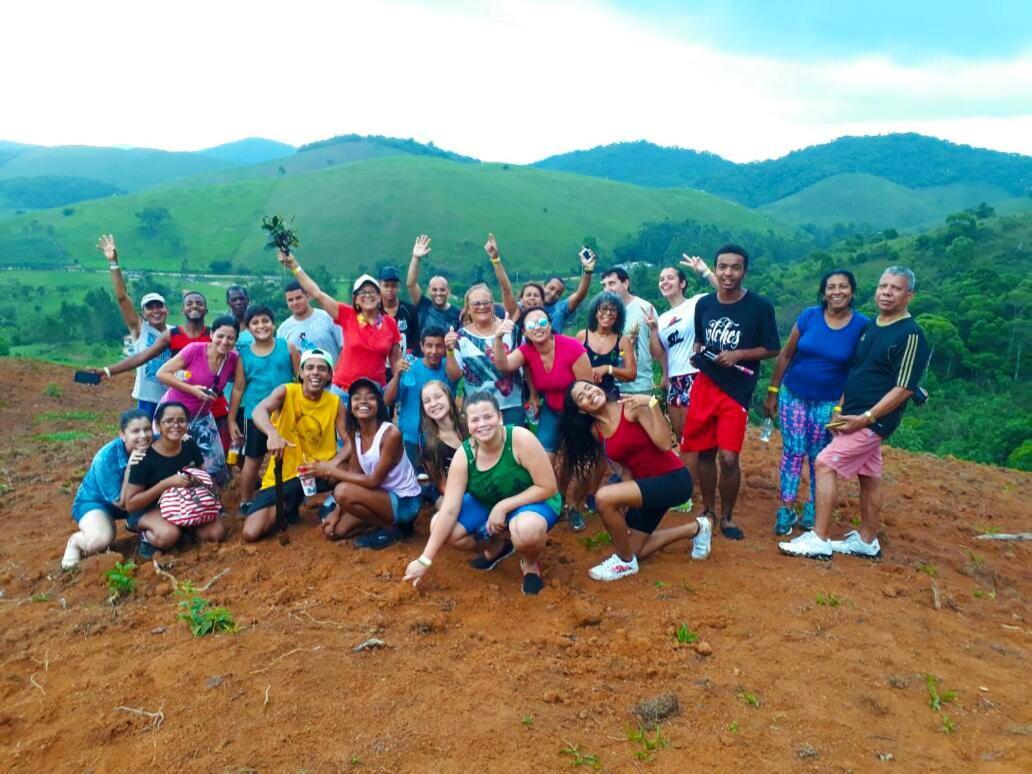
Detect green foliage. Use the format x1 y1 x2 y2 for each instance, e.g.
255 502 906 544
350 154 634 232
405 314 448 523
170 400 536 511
917 562 938 577
674 624 699 644
521 714 534 728
176 581 237 637
739 691 761 708
42 381 61 398
30 592 52 603
0 334 9 357
0 175 124 210
261 214 300 253
135 206 172 235
578 531 613 551
559 742 601 769
1006 440 1032 471
627 725 670 763
815 592 840 607
925 674 959 734
105 560 136 600
297 133 478 164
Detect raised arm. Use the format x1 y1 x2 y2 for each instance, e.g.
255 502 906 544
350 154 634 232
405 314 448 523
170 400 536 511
565 248 597 314
99 234 141 337
681 254 719 292
491 315 525 373
620 394 675 451
484 233 518 317
276 250 340 316
407 234 431 305
98 328 171 378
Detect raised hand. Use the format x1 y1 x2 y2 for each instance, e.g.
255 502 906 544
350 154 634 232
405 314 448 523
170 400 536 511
496 311 515 337
412 234 432 260
97 234 118 264
579 247 596 272
484 233 500 261
444 326 459 350
644 307 658 330
681 254 709 276
128 447 148 467
277 249 297 270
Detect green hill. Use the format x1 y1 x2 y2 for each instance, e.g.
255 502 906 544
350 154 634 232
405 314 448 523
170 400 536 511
0 154 795 275
198 137 296 165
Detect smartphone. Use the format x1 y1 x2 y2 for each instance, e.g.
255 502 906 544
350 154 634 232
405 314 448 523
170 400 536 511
74 370 102 385
580 247 592 261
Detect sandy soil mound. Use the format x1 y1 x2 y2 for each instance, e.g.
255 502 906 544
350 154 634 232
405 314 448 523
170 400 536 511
1 360 1029 771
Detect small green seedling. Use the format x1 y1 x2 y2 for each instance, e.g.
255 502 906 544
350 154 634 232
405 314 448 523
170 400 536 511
521 714 534 728
31 592 52 603
941 714 957 734
917 562 938 577
653 580 668 588
43 382 62 398
176 581 237 637
925 674 958 712
349 755 361 765
560 742 601 769
849 515 861 527
105 560 137 601
973 589 996 600
978 525 1001 535
815 592 840 607
728 720 739 733
627 725 670 762
739 691 760 708
674 623 699 644
578 531 613 551
262 214 300 253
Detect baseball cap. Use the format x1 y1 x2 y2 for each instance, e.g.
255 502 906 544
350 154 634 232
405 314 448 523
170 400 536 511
139 292 166 309
352 274 380 295
347 376 382 397
299 348 334 371
377 266 400 282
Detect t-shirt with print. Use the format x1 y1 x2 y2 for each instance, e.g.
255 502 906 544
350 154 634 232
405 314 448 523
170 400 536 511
129 439 204 494
783 306 870 401
277 309 343 362
131 322 171 403
416 296 461 338
657 294 705 378
395 358 458 445
841 316 930 439
387 301 420 353
693 290 780 408
333 304 401 389
622 297 659 394
452 328 523 412
517 334 587 411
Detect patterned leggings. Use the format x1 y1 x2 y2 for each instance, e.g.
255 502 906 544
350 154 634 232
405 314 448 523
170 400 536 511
778 385 837 504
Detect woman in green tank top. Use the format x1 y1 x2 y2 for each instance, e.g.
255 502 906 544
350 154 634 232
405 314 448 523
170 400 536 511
404 391 560 596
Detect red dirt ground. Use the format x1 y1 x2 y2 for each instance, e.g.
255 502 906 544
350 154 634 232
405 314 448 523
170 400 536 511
0 359 1029 772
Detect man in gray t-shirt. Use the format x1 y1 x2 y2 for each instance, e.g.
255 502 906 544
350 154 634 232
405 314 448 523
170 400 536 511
277 280 343 361
600 267 658 394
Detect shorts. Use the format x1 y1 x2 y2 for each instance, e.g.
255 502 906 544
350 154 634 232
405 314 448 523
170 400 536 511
243 419 268 459
817 427 884 479
500 405 526 428
137 400 159 419
625 467 694 534
455 493 559 541
535 404 561 453
679 372 748 454
390 492 422 526
71 501 128 524
667 373 696 409
245 476 333 519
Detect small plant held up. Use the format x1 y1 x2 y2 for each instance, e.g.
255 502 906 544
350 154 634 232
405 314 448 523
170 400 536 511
105 560 137 602
176 580 237 637
262 215 299 253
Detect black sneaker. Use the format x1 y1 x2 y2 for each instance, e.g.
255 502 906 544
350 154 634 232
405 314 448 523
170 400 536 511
567 509 587 532
469 540 515 571
136 538 156 560
353 528 402 550
521 572 544 596
317 495 337 522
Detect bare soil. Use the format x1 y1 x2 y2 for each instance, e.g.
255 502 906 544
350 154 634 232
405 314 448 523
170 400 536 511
1 360 1030 772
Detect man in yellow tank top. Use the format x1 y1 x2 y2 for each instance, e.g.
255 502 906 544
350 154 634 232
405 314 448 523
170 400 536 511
241 349 347 541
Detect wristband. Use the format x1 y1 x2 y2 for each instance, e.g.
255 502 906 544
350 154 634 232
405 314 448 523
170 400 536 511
104 366 112 378
832 406 842 413
584 268 594 274
648 396 659 408
291 265 302 274
416 556 432 567
767 385 780 394
108 264 120 270
608 364 613 376
864 410 875 423
490 258 501 265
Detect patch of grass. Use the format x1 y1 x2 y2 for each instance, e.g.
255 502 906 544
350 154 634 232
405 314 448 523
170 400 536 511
560 742 601 769
973 589 996 600
176 581 237 636
578 531 613 551
0 483 12 494
33 430 92 443
105 560 136 601
978 525 1001 535
653 580 668 588
849 515 862 527
349 755 361 765
941 714 957 734
31 592 52 603
521 714 534 728
917 562 938 577
674 623 699 644
32 410 101 424
739 691 760 708
42 382 62 398
728 720 739 732
627 725 670 763
815 592 840 607
925 674 958 712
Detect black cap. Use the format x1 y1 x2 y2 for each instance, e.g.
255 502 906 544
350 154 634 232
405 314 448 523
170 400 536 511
378 265 400 282
347 376 382 397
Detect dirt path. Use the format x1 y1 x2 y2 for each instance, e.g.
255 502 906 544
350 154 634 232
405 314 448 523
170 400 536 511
0 360 1029 772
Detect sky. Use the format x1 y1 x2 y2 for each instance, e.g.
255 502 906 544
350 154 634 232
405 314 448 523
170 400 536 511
2 0 1030 163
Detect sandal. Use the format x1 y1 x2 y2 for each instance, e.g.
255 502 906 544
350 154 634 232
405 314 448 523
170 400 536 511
720 517 745 540
353 528 403 550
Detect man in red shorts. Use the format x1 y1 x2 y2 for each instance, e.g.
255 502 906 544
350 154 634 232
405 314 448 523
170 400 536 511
681 244 780 540
780 267 930 560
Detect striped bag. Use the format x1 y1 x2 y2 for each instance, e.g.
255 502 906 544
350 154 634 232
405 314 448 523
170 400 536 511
158 468 222 527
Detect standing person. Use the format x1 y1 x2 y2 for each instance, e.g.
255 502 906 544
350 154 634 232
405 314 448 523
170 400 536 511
493 309 593 458
557 382 712 581
541 249 596 332
575 292 637 400
125 401 227 557
277 279 343 362
402 392 561 596
241 349 346 542
418 380 468 508
96 234 170 418
600 267 659 396
228 306 301 512
680 244 780 540
61 409 153 569
444 283 525 426
379 265 420 353
277 250 402 397
155 316 240 485
384 327 458 466
764 270 869 535
225 285 254 348
406 234 462 334
780 267 930 560
318 378 423 549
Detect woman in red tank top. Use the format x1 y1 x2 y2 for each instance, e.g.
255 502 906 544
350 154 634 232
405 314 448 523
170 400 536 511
557 380 712 582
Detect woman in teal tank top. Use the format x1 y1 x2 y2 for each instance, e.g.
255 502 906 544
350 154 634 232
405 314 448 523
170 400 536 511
228 306 301 509
404 391 560 596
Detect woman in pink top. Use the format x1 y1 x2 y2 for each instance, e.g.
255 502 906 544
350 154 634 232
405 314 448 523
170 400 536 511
493 307 592 456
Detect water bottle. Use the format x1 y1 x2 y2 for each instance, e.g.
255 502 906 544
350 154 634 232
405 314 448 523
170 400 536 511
400 354 416 388
174 369 192 381
759 417 774 443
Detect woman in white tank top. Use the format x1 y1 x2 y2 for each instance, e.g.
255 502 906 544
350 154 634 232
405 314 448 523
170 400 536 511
321 378 422 549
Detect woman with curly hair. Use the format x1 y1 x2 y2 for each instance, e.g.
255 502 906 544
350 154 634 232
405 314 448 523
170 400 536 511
574 291 637 400
557 380 712 582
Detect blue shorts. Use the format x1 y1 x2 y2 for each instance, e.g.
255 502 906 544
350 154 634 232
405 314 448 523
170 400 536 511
137 400 159 419
455 493 559 541
390 492 422 526
71 501 128 524
535 404 561 452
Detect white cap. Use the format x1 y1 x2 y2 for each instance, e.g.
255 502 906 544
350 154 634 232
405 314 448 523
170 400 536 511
139 292 166 309
352 274 380 295
299 348 334 370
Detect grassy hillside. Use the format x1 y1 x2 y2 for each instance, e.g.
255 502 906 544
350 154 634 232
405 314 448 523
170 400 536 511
759 172 1026 231
0 155 794 275
198 137 295 165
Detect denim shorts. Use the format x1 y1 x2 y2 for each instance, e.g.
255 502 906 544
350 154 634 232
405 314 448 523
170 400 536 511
534 404 561 452
390 492 422 525
455 493 559 541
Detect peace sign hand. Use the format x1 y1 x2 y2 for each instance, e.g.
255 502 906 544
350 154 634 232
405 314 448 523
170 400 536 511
97 234 118 264
680 254 709 276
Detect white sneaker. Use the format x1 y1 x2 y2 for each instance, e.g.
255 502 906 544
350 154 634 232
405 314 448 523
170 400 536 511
588 553 639 582
779 530 832 560
829 530 882 559
61 538 82 570
691 515 712 560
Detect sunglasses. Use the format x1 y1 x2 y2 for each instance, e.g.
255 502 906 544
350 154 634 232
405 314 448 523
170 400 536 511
524 318 550 331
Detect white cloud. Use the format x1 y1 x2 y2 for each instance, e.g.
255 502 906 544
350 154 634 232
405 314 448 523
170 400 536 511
2 0 1029 162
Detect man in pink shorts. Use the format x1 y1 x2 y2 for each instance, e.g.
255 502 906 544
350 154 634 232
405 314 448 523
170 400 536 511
780 267 929 560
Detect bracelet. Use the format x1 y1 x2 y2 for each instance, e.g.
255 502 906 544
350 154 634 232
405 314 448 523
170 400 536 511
832 406 842 413
864 410 875 423
446 349 455 357
108 263 120 270
416 556 432 567
767 385 780 394
291 265 302 275
103 366 112 378
584 269 594 275
608 364 613 376
648 396 659 408
490 258 501 265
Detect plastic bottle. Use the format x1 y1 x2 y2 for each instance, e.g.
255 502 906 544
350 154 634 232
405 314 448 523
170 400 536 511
174 369 192 381
226 441 241 466
759 417 774 443
400 353 417 388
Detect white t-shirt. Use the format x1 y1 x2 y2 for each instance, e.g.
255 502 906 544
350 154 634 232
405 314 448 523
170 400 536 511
657 294 706 377
132 322 170 403
277 309 343 362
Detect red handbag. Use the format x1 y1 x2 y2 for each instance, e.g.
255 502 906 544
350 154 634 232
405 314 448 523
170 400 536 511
158 468 222 527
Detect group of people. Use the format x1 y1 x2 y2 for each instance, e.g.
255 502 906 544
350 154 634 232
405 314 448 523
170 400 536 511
63 231 930 595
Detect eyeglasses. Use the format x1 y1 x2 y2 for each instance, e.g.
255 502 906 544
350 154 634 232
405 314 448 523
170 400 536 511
160 417 187 426
356 290 379 299
525 318 550 331
597 307 618 317
469 300 493 309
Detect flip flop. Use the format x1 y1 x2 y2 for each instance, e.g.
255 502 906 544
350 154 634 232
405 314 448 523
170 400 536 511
353 528 403 550
720 520 745 540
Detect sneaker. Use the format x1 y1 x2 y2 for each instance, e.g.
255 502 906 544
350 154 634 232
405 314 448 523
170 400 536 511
673 498 693 513
691 515 712 560
588 553 639 582
61 539 82 570
521 571 545 596
136 537 156 560
353 528 403 550
829 530 882 559
238 500 252 517
567 509 587 532
800 501 816 530
317 495 337 522
778 530 832 560
774 506 798 536
469 540 515 571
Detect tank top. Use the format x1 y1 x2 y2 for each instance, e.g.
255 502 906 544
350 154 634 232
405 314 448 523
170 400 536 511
582 332 622 399
462 426 562 512
169 325 210 355
259 384 340 489
240 338 295 419
602 407 682 479
356 423 421 497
